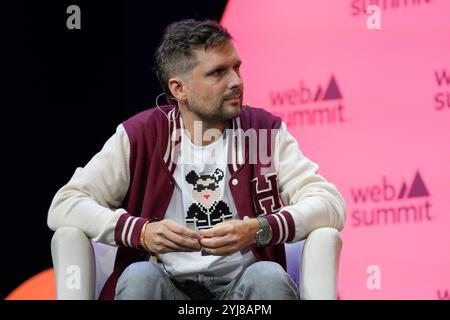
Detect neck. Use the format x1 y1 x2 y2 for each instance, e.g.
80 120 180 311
179 109 227 147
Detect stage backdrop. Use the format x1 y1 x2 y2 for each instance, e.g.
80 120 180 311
222 0 450 299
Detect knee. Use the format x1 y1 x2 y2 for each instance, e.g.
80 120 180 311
244 261 289 285
237 261 299 300
116 261 164 294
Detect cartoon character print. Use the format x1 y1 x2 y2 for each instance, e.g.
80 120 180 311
185 168 233 231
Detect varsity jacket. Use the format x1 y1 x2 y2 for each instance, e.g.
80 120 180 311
48 104 346 299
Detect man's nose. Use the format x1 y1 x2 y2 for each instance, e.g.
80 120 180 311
228 70 242 89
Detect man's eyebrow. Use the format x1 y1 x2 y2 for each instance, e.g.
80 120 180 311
205 60 242 74
205 64 228 74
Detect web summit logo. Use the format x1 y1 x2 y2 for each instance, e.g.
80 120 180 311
269 75 346 127
350 171 433 227
350 0 435 16
434 68 450 111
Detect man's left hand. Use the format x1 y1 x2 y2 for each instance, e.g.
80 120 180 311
199 219 260 255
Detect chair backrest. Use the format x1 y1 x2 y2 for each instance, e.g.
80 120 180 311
285 240 304 289
92 242 117 299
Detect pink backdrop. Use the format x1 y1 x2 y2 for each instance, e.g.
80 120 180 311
221 0 450 299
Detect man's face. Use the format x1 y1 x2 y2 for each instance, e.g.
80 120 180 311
183 41 244 124
191 177 220 208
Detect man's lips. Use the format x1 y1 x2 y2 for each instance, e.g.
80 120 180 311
224 95 241 101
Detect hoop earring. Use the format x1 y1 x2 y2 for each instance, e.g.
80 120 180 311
155 92 180 121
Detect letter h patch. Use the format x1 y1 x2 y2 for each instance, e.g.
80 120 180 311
251 173 282 216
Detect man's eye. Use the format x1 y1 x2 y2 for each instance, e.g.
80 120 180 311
213 69 225 76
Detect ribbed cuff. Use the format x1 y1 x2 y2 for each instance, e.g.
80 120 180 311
264 210 295 245
114 213 149 249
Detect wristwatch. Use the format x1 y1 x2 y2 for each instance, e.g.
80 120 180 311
255 216 272 247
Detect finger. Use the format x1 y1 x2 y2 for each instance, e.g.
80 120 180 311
199 235 233 249
164 220 200 239
163 229 202 250
199 224 229 238
202 244 237 256
155 236 199 253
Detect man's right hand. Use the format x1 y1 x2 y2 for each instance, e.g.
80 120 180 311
142 219 201 254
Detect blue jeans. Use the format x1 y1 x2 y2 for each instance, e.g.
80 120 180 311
114 260 299 300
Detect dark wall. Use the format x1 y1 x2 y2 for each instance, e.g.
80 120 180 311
7 0 227 299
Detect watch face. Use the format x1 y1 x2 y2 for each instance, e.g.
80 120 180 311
257 228 272 246
255 216 272 246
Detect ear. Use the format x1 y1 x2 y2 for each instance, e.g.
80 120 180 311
186 170 199 185
168 77 187 102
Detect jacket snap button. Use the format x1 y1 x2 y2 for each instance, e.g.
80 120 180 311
232 179 238 186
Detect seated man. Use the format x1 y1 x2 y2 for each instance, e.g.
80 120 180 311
47 19 346 300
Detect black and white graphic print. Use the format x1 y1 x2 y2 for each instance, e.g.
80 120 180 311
185 168 233 230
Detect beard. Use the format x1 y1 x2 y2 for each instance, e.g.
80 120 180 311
188 94 243 125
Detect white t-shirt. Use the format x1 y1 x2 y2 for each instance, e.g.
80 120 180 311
157 121 256 281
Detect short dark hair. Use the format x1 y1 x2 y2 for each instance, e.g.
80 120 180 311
154 19 232 104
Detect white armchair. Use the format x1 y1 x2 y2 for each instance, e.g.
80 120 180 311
51 226 342 300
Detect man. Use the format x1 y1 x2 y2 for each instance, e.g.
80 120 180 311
48 19 346 300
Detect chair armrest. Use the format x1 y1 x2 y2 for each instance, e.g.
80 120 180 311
51 227 96 299
300 227 342 300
